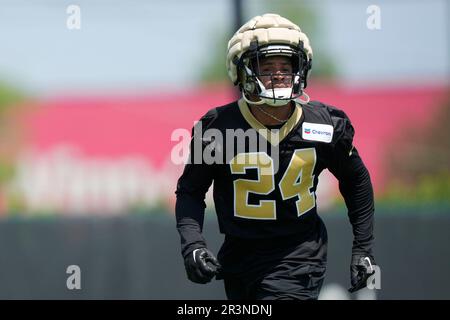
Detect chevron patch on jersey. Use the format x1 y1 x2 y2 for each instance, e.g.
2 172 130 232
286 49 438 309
302 122 334 143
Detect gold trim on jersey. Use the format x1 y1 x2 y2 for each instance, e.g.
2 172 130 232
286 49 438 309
237 98 303 146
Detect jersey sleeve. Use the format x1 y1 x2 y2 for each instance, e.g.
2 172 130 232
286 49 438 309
175 109 218 259
327 107 375 255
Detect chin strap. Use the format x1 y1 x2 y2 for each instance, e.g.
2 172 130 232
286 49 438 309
295 91 310 105
242 92 265 105
243 90 310 107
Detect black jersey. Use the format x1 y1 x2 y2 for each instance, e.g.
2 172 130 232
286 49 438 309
175 99 374 260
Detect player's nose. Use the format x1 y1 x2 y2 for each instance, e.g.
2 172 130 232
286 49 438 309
273 70 284 79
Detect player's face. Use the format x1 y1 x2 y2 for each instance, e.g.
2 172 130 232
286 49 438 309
257 56 293 90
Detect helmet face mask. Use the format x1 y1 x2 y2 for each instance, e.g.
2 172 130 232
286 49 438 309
237 42 310 107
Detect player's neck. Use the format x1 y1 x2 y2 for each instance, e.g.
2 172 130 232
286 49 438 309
248 101 295 126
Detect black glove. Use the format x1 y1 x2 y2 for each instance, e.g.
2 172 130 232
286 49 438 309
184 248 221 284
349 254 376 293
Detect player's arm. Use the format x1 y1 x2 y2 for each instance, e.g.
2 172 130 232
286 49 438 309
327 109 376 293
175 111 220 283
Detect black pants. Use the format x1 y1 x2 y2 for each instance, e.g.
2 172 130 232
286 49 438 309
223 263 326 300
217 217 328 300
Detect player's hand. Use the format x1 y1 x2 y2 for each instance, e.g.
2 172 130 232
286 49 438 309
349 254 376 293
184 248 221 284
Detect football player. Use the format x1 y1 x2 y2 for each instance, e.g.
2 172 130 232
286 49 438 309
175 13 376 300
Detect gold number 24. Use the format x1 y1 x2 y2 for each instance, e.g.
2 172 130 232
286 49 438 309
229 148 316 220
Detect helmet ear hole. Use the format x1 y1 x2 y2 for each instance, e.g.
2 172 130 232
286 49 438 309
244 82 255 93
